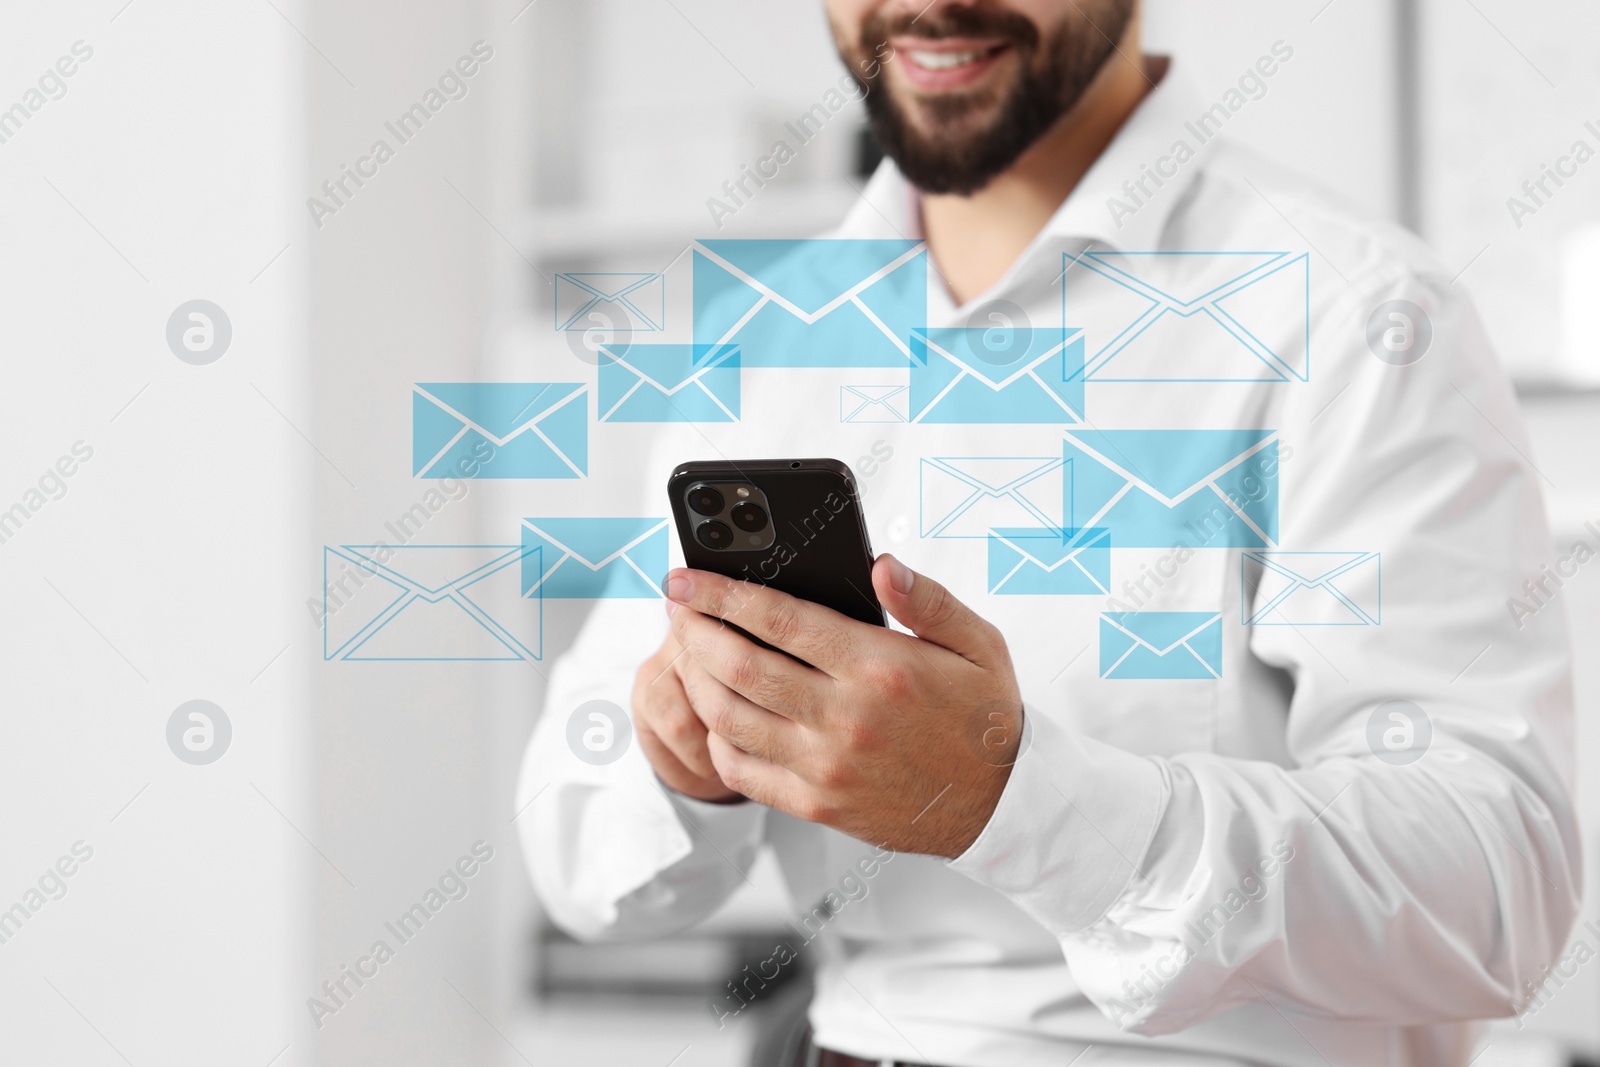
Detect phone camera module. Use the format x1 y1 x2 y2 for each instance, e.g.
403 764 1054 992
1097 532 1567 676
695 520 734 550
687 486 725 517
729 502 768 533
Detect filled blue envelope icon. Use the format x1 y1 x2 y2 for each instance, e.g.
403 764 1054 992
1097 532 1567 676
1100 612 1223 680
520 517 668 598
1063 429 1278 548
322 545 542 661
597 344 739 423
988 528 1110 595
1064 251 1310 382
414 383 587 479
554 272 665 332
910 327 1084 423
920 457 1066 539
693 239 926 368
1243 551 1381 626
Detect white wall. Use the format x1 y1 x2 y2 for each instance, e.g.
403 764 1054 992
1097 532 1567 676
301 1 525 1065
0 1 310 1063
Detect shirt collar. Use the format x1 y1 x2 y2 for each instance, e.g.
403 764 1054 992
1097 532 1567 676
836 58 1211 253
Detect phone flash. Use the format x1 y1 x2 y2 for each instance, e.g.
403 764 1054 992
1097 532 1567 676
735 487 751 498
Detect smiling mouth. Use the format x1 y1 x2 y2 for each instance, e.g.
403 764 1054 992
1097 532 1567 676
906 43 1007 70
890 37 1013 91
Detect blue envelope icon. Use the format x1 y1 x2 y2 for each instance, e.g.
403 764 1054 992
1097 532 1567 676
910 327 1084 423
1100 612 1223 680
920 457 1065 539
597 344 739 423
1243 551 1381 626
521 517 668 598
1063 429 1278 548
554 272 665 332
693 239 926 368
322 545 542 661
988 528 1110 595
1064 251 1310 382
414 383 587 479
841 385 909 423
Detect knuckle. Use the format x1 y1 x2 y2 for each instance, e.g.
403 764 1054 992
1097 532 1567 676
797 792 840 825
840 714 883 753
763 601 803 647
707 695 741 739
924 583 961 626
658 706 697 745
860 657 912 701
723 652 761 693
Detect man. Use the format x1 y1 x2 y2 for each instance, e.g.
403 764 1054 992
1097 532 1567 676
518 2 1582 1064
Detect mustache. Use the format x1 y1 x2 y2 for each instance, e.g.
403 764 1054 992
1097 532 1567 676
865 6 1041 48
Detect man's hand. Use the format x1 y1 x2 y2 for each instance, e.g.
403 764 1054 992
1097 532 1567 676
665 554 1023 858
631 625 743 804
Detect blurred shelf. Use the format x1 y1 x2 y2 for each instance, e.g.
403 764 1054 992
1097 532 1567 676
514 181 865 264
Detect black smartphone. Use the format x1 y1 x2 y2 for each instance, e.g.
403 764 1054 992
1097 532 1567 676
667 459 885 631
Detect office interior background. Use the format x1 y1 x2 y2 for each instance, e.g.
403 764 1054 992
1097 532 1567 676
3 0 1600 1064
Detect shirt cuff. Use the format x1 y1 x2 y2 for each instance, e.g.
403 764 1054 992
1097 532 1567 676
947 707 1169 934
660 784 768 865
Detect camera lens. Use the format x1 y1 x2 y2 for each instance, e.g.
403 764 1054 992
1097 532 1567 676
729 502 768 533
687 486 724 517
695 521 733 550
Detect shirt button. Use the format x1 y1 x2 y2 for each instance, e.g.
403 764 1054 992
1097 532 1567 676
885 514 912 544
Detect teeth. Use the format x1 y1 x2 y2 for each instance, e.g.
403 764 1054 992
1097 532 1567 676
909 48 989 70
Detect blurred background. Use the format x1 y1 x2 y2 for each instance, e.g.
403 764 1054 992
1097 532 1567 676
2 0 1599 1064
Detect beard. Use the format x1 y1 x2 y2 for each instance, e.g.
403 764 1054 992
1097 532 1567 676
840 2 1136 195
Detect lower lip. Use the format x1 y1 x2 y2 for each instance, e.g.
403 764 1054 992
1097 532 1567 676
895 45 1009 91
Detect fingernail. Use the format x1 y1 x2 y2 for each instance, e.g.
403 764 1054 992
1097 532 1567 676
665 572 693 603
664 598 677 617
884 554 915 595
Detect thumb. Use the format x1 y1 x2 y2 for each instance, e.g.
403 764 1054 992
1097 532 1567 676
873 553 1002 663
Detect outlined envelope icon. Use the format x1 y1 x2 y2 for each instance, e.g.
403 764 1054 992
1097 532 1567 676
520 517 667 598
1100 611 1222 680
1243 551 1381 626
1063 429 1278 548
840 385 909 423
322 544 542 661
554 272 665 332
414 383 587 479
693 239 926 368
920 457 1066 539
597 344 740 423
910 327 1084 423
988 528 1110 595
1064 251 1310 382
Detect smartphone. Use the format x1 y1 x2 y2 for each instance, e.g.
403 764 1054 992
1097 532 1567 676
667 459 885 631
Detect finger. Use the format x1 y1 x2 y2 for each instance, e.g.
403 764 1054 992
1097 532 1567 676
664 568 854 673
704 731 809 814
669 606 828 725
679 655 801 766
635 719 739 802
872 554 1006 666
634 651 720 780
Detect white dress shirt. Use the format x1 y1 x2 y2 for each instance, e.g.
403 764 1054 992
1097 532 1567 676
516 64 1582 1067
